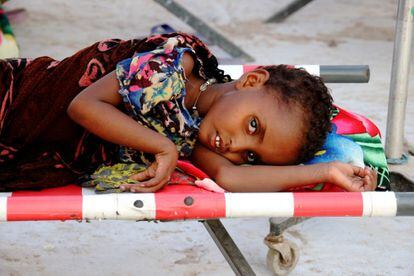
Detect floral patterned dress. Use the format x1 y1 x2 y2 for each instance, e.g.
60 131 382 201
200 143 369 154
115 36 202 165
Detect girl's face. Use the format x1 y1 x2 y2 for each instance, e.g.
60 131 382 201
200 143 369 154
198 87 304 165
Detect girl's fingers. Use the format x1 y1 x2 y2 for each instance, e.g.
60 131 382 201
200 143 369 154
353 178 365 192
129 164 156 181
130 171 150 181
139 159 173 187
352 166 366 178
119 183 133 192
122 181 165 193
121 170 156 191
373 170 378 189
364 167 377 191
363 175 371 190
369 169 378 190
122 151 176 192
361 168 379 191
121 176 166 192
336 173 361 192
137 174 169 188
130 179 167 192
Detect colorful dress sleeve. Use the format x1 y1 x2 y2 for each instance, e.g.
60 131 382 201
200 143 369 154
115 36 202 164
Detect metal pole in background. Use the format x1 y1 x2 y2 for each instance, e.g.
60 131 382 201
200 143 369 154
154 0 254 62
385 0 414 164
266 0 314 23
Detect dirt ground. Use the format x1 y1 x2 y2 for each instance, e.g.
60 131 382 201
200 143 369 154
1 0 414 275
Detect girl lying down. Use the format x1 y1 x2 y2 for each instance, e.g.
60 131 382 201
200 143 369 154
0 32 386 193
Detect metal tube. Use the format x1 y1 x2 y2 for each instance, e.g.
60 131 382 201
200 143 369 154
266 0 314 23
154 0 254 62
385 0 414 163
319 65 370 83
202 220 256 276
220 65 370 83
396 193 414 215
4 191 414 221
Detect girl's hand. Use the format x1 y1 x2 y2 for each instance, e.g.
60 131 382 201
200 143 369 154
325 161 377 192
120 145 178 193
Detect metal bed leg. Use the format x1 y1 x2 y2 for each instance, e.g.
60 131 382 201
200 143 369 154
202 219 255 276
266 0 314 23
269 217 308 236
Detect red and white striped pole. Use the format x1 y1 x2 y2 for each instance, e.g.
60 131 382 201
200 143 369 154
1 185 413 222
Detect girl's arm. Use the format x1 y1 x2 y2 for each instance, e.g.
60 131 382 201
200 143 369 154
67 71 178 192
190 143 377 192
67 71 175 152
68 53 199 192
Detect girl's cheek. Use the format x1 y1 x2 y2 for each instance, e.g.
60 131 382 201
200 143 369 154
222 152 244 165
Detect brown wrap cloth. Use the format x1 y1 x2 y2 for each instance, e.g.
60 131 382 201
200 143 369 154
0 33 222 191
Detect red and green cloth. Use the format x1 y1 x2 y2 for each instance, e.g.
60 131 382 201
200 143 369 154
0 1 19 58
297 105 390 192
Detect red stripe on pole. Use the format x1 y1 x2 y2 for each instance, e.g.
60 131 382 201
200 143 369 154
11 185 82 197
243 65 259 73
293 192 363 217
155 185 225 220
7 185 82 221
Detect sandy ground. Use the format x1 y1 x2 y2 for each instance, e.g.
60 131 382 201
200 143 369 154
1 0 414 275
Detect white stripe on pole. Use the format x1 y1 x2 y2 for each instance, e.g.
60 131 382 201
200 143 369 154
218 65 244 79
295 65 320 76
219 65 321 79
362 192 397 216
225 193 294 218
82 193 156 220
81 187 96 195
0 197 7 221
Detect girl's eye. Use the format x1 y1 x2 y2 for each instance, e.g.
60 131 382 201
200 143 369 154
248 118 258 134
246 151 257 163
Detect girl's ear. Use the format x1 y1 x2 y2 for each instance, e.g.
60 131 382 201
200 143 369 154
235 68 270 90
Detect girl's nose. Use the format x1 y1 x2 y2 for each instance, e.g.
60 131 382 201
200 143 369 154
229 135 252 153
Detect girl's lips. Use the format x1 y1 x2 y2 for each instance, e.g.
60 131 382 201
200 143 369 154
211 132 227 153
210 132 218 151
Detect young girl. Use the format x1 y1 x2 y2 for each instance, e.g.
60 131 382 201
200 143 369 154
0 32 377 192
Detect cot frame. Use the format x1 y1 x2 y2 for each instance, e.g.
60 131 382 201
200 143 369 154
1 186 414 276
0 64 389 276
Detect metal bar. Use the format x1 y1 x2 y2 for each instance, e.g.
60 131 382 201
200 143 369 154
220 65 370 83
202 219 256 276
5 191 414 222
269 217 309 235
385 0 414 163
154 0 254 62
266 0 314 23
396 193 414 215
319 65 370 83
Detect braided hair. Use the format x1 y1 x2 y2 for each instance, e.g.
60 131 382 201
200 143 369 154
141 32 231 83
